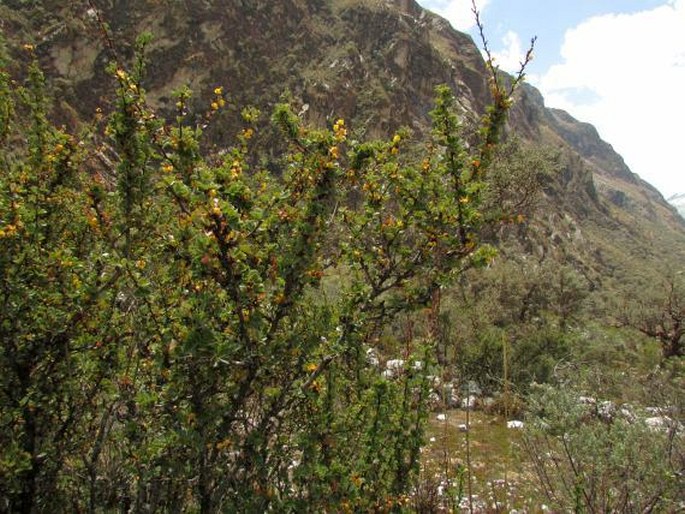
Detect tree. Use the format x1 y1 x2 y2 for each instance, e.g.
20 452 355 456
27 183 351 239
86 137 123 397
0 30 527 512
620 275 684 359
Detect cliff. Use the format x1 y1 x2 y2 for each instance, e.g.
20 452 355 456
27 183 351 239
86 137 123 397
2 0 684 280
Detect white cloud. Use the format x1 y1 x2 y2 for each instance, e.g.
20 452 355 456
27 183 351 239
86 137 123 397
420 0 490 31
533 0 685 196
491 30 524 73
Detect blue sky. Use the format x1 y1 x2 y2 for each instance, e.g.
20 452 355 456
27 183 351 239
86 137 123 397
466 0 667 73
417 0 685 197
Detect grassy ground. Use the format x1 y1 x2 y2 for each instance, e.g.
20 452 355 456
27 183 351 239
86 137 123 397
420 410 545 513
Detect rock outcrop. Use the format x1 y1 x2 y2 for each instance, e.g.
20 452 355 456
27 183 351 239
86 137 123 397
2 0 684 279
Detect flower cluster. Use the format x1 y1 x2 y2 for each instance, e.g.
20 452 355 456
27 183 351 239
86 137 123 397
210 86 226 111
333 118 347 142
390 133 402 155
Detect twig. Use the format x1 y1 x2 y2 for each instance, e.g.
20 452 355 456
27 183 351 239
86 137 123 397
86 0 119 64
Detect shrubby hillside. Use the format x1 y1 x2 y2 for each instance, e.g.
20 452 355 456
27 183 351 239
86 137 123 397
1 1 683 511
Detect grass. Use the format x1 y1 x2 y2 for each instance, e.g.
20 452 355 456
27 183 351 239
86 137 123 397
420 409 545 512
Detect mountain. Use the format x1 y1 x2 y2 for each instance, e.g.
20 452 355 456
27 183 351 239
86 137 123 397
3 0 684 281
3 2 684 510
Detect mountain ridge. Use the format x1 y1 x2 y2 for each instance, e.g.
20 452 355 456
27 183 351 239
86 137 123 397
2 0 684 274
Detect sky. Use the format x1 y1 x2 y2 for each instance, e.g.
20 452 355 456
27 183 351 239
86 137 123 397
416 0 685 198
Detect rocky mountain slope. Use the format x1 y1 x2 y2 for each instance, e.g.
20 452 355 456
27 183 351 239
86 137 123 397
2 0 684 282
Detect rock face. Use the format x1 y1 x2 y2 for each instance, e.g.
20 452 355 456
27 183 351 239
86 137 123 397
3 0 685 276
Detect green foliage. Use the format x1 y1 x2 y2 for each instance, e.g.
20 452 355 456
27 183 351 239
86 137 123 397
619 273 685 359
0 44 520 512
480 137 560 224
441 256 588 393
523 383 684 512
0 46 112 513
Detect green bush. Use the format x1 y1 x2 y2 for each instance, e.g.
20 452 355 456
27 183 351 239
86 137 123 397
0 41 522 512
523 383 684 513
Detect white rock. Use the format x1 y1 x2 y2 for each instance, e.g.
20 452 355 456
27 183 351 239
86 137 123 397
383 359 405 378
436 413 447 421
645 416 672 432
619 406 637 423
598 400 616 421
507 420 524 429
461 395 477 410
365 348 380 367
385 359 405 371
427 391 441 410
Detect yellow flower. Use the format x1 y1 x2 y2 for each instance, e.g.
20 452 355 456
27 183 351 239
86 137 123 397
0 224 17 238
305 362 318 373
213 86 223 96
230 160 242 178
329 146 340 159
392 134 401 144
242 128 254 140
162 163 174 173
333 118 347 141
210 101 219 111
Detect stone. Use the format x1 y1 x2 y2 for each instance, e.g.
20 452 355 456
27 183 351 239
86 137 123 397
383 359 405 379
645 416 672 432
461 395 477 410
365 348 380 368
